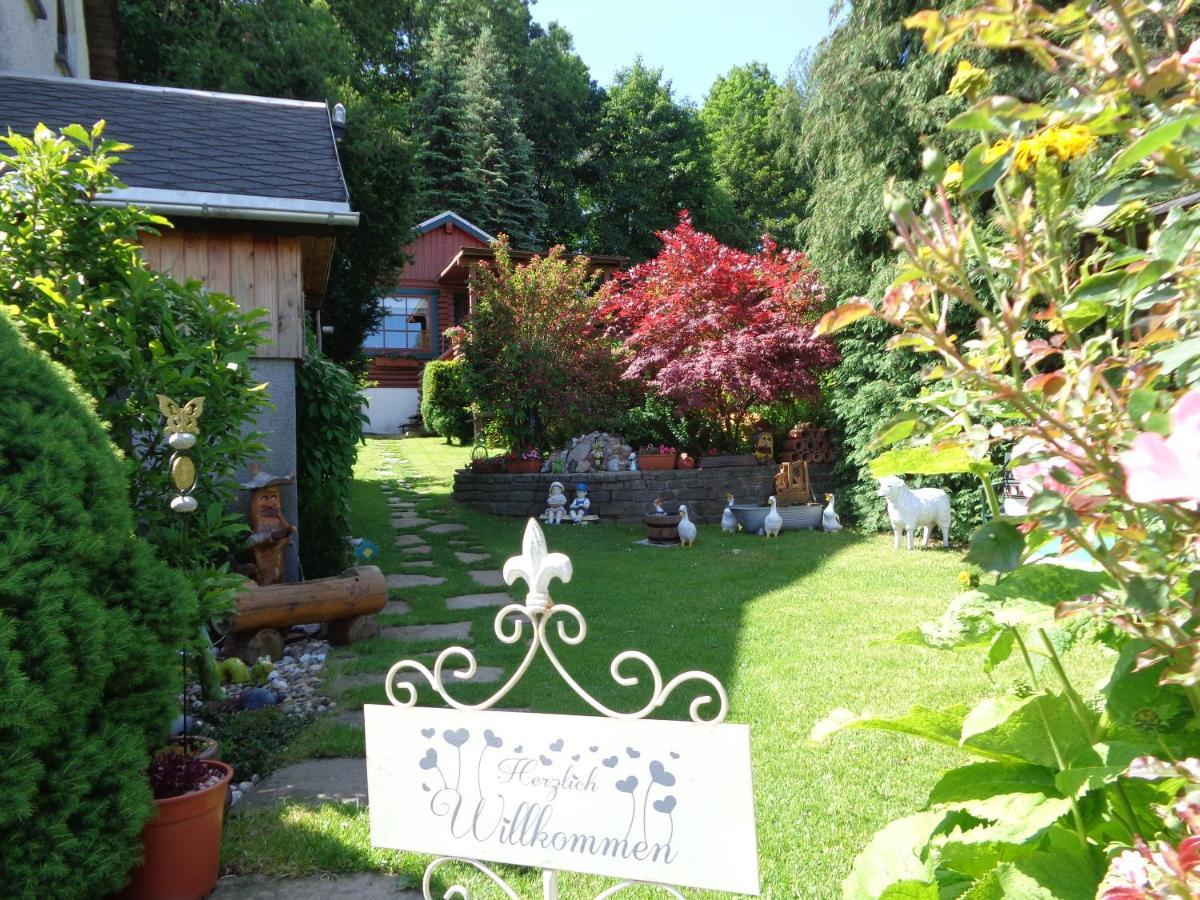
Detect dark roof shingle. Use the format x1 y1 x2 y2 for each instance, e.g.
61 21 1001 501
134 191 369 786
0 75 350 206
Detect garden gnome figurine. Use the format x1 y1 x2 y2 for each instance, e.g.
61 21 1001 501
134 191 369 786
242 465 296 585
652 496 666 515
546 481 567 525
569 482 591 524
629 451 638 472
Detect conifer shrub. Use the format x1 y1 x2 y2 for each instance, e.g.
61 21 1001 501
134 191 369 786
0 311 195 896
420 358 474 445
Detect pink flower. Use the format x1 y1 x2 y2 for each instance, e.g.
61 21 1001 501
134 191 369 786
1011 436 1084 498
1120 391 1200 503
1183 38 1200 69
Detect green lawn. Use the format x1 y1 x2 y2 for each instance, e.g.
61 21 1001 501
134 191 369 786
223 437 1109 897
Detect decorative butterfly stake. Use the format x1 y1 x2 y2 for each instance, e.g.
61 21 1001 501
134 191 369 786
157 394 205 435
158 395 204 514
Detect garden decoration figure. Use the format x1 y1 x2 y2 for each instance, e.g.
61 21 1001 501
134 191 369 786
754 431 774 465
652 496 666 515
677 503 698 546
822 493 843 532
722 493 739 534
764 496 782 538
545 481 567 525
158 394 204 515
241 465 297 585
628 451 638 471
591 438 605 471
569 482 591 525
877 475 951 550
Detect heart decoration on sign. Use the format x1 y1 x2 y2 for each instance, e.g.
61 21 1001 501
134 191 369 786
627 747 641 758
649 760 676 787
443 728 469 747
419 749 438 770
421 728 435 738
653 795 677 814
421 783 430 793
540 755 553 766
550 739 564 752
602 756 618 768
484 729 503 748
514 745 523 753
670 751 680 759
572 754 580 761
589 745 599 752
615 776 639 793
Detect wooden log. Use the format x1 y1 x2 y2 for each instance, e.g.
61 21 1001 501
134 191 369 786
225 566 386 635
327 614 380 646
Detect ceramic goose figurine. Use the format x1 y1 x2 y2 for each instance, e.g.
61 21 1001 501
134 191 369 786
822 493 843 532
763 495 782 538
721 493 738 534
677 504 697 547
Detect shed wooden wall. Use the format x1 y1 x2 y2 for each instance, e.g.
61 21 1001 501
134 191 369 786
141 231 304 359
397 225 487 286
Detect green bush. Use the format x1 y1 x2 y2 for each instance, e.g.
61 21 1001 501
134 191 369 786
1 123 268 569
296 335 366 578
420 358 474 444
0 310 195 898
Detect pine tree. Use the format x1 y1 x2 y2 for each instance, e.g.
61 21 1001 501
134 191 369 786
412 20 484 221
464 27 545 247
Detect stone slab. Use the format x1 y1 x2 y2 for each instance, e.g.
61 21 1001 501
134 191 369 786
393 534 423 546
391 517 434 528
381 621 472 642
448 540 470 546
383 600 411 615
455 551 489 564
385 573 446 588
468 569 505 588
401 560 435 568
445 592 512 611
239 758 368 809
425 523 468 534
212 873 422 900
402 545 432 555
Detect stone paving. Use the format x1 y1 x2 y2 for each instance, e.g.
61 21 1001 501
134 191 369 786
445 592 512 611
468 569 505 588
384 573 445 588
380 621 471 642
383 600 411 615
213 873 421 899
241 758 369 808
454 551 489 564
400 559 435 568
425 523 467 534
393 534 423 546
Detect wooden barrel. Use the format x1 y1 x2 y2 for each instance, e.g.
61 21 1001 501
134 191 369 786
643 514 681 544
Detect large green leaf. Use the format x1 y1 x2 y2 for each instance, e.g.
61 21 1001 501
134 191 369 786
960 693 1100 770
842 812 944 899
960 862 1059 899
879 881 940 900
929 762 1058 805
870 443 993 478
1105 115 1200 178
977 565 1114 606
1102 642 1186 731
966 521 1025 573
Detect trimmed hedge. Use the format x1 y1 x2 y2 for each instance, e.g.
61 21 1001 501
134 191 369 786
0 311 195 897
420 358 474 444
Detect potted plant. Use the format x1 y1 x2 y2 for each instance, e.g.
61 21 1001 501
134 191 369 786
167 733 220 761
470 445 503 473
637 443 677 471
504 448 542 474
119 749 233 899
676 452 697 470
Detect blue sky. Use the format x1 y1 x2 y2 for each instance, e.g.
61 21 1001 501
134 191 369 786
530 0 838 104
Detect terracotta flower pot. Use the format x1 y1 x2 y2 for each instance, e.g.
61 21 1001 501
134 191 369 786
119 760 233 900
505 458 541 474
167 734 220 761
637 453 676 471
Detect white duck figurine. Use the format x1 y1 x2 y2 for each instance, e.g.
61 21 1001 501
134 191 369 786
763 496 782 538
677 504 698 547
822 493 843 532
721 493 738 534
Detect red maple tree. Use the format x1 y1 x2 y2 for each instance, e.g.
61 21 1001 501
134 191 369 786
599 214 838 448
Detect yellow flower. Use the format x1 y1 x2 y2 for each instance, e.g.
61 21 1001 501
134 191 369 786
1013 124 1096 173
943 161 964 191
981 138 1013 164
948 60 991 100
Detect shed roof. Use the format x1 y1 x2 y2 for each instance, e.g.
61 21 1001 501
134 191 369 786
416 210 495 244
0 74 356 225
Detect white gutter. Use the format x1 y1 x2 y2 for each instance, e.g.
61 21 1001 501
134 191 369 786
94 186 359 227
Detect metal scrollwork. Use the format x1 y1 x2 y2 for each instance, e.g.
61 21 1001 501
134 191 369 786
386 518 728 898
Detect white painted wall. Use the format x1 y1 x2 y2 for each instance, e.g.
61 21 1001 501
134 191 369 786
0 1 89 78
362 387 420 435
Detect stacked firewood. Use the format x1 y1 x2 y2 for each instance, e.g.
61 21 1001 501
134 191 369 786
777 423 835 463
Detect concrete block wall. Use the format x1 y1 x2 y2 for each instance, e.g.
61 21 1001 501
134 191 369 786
452 464 837 525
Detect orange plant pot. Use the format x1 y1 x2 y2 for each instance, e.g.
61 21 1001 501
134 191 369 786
119 760 232 900
637 453 676 471
505 459 542 474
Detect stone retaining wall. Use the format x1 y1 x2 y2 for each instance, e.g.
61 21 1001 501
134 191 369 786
452 463 836 525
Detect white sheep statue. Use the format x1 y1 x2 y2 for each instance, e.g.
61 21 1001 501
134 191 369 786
877 475 952 550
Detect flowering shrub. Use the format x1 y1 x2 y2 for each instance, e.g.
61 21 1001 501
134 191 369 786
813 0 1200 894
639 443 676 456
600 213 838 450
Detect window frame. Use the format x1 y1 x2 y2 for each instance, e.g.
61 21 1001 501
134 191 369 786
361 288 440 358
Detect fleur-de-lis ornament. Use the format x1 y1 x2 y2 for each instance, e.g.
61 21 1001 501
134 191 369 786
502 519 572 614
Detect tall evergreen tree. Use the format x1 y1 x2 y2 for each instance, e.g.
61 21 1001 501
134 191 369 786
582 60 731 260
464 27 545 246
412 20 485 222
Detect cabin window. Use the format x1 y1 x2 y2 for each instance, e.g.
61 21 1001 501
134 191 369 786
362 294 435 353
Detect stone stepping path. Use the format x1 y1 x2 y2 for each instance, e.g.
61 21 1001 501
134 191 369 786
469 570 505 588
394 534 424 546
381 621 471 642
385 573 445 588
330 662 502 694
445 592 511 611
213 873 421 899
455 551 489 564
383 600 411 615
402 544 432 555
401 560 435 568
426 523 468 534
240 758 368 809
448 540 470 546
391 516 434 528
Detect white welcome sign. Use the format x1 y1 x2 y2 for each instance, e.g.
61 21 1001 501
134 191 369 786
366 705 758 893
